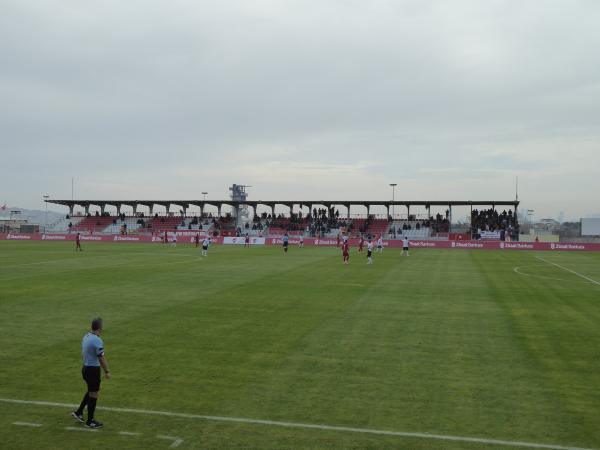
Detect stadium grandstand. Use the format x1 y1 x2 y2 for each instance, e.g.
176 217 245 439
45 185 520 241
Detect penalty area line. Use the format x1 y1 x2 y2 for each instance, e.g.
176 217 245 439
0 398 594 450
535 256 600 286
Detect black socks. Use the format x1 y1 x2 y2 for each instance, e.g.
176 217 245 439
87 397 97 421
76 393 88 415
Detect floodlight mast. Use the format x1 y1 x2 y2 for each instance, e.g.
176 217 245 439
43 195 50 233
389 183 397 219
229 184 252 227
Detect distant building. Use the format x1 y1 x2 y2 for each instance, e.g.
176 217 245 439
533 218 560 234
0 217 34 233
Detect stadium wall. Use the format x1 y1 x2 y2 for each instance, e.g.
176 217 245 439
2 233 600 251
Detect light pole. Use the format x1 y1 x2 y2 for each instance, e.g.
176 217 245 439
202 192 208 201
43 195 49 233
389 183 397 219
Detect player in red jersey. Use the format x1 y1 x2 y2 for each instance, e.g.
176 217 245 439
244 233 250 247
194 233 200 247
336 233 341 247
75 233 82 252
358 235 364 252
342 239 350 264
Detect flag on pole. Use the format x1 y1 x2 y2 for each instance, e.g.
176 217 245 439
1 204 6 211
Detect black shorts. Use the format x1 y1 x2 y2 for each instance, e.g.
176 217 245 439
202 245 208 250
367 251 372 257
283 242 288 248
403 246 409 251
82 366 101 392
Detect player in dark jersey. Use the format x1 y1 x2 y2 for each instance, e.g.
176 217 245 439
194 233 200 248
75 233 82 252
244 233 250 247
358 235 364 252
283 233 289 253
342 240 350 265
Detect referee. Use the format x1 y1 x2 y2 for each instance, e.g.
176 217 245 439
71 317 111 428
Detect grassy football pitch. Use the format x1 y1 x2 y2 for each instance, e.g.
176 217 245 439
1 241 599 449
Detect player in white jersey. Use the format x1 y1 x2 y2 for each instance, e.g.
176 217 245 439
376 236 383 253
299 236 304 248
402 237 409 256
367 240 374 264
171 232 177 247
201 237 210 256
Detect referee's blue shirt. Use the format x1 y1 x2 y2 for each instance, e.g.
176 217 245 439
82 332 104 367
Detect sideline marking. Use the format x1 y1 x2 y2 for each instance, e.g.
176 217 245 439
13 421 42 427
65 426 98 432
119 431 142 436
0 398 594 450
535 256 600 286
157 434 184 448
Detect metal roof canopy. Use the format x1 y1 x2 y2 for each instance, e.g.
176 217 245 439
46 199 518 206
46 199 519 215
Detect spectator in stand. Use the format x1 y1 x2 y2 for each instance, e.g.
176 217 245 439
471 208 518 240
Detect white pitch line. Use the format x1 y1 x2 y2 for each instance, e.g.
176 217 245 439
513 266 579 283
535 256 600 286
119 431 142 436
157 434 184 448
13 421 42 427
0 398 594 450
65 426 98 432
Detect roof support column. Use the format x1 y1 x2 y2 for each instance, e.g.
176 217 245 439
470 204 473 238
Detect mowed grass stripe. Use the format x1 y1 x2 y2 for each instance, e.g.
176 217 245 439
477 251 600 446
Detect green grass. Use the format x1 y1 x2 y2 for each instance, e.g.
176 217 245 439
1 241 599 449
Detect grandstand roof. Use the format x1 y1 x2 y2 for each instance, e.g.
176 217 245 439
47 199 519 212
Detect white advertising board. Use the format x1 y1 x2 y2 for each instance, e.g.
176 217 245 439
581 218 600 236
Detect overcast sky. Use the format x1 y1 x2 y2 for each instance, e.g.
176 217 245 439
1 0 599 220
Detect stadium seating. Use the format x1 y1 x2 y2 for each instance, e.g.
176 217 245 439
71 216 114 233
368 219 389 236
45 216 84 233
103 217 147 234
267 227 304 236
149 216 183 232
389 221 431 239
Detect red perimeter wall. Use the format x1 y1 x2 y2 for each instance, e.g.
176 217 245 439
2 233 600 251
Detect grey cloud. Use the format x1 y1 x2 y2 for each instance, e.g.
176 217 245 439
1 0 599 220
